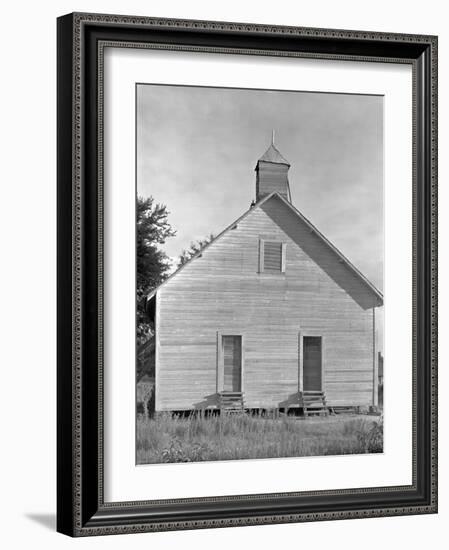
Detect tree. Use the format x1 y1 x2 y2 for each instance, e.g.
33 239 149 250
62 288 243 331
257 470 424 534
136 196 176 347
177 234 215 268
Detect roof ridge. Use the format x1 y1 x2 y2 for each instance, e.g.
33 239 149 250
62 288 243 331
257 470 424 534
146 192 383 305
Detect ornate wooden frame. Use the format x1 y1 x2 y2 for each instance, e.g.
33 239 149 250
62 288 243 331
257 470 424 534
57 12 438 536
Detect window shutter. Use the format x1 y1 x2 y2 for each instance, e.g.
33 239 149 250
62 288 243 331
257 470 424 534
281 243 287 272
263 241 283 272
258 239 265 273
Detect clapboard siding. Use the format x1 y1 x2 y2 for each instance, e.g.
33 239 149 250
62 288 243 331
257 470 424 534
256 162 290 201
155 195 379 411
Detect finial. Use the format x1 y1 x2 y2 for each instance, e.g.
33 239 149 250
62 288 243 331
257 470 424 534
271 129 275 146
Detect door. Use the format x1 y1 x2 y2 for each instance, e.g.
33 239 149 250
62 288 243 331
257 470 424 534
222 335 242 392
303 336 322 391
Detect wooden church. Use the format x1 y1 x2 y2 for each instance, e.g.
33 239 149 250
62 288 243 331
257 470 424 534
146 138 383 415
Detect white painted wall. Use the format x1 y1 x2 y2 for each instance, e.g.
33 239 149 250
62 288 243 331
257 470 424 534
0 1 446 548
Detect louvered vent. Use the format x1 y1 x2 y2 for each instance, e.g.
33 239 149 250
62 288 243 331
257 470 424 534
263 241 282 272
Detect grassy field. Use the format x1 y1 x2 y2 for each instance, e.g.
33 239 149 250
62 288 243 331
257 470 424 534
136 412 383 464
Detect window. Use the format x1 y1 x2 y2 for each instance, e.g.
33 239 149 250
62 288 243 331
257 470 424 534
259 239 286 273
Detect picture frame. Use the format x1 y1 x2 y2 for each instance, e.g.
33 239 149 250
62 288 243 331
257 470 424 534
57 12 438 536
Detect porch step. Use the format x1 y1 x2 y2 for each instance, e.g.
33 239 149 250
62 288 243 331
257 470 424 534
302 391 328 417
218 392 245 413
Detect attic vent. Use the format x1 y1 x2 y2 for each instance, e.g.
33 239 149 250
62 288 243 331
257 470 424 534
264 241 282 271
260 240 286 273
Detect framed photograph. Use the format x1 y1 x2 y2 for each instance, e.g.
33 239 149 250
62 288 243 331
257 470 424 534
57 12 438 536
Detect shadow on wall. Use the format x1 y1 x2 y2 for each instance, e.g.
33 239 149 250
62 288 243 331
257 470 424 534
262 198 381 310
278 393 301 408
193 394 220 410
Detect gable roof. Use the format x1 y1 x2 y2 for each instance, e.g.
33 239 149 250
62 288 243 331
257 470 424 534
146 192 383 307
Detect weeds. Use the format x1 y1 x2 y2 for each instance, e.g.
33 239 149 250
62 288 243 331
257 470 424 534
355 416 383 453
136 412 383 464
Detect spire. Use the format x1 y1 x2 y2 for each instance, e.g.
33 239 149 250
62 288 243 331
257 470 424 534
255 133 291 202
257 140 290 167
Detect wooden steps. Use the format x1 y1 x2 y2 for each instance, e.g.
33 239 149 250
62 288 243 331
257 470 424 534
331 406 359 415
218 391 245 413
302 391 328 417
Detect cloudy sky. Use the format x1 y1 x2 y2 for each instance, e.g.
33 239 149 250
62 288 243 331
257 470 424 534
137 84 383 295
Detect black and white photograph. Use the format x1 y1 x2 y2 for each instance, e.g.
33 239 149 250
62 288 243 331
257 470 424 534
136 83 384 465
0 1 442 545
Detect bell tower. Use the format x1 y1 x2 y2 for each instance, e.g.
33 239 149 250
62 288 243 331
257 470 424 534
255 131 291 202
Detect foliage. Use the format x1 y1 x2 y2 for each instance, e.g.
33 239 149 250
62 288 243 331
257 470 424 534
136 196 176 347
136 377 155 416
355 415 384 453
177 234 214 268
161 438 211 463
146 385 156 418
136 338 155 382
136 413 384 464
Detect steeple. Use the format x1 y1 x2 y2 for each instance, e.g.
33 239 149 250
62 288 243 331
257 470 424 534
255 132 291 202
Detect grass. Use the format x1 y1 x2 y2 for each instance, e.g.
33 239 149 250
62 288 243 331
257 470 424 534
136 412 383 464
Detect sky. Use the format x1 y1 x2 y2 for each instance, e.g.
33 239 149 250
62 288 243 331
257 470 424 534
137 84 383 298
137 84 384 349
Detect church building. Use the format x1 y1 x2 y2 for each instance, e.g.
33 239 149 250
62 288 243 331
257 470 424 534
146 138 383 415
